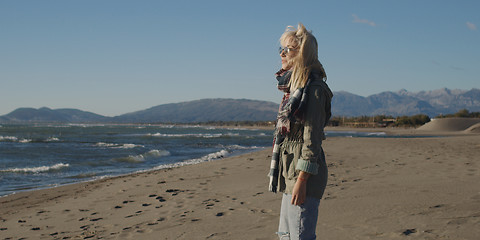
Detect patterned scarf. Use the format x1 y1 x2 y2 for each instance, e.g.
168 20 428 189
268 69 311 193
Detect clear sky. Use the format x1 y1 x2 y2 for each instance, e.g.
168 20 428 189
1 0 479 116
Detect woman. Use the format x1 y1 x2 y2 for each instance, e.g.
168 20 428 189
268 23 333 240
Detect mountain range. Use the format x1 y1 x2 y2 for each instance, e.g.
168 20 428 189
332 88 480 116
1 88 479 123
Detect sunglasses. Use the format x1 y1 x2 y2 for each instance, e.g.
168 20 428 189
278 46 297 55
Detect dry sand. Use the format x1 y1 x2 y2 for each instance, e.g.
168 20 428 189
1 128 479 239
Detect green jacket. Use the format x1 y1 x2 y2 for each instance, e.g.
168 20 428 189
276 78 333 199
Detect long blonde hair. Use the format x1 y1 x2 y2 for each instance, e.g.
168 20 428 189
280 23 327 91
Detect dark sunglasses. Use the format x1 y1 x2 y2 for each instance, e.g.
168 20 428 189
278 46 297 55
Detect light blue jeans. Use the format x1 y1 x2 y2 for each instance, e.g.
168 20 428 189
277 193 320 240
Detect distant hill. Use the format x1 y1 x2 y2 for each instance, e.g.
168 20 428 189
0 99 279 123
112 98 278 123
0 107 108 123
1 88 479 123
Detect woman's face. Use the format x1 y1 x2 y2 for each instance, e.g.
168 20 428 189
280 38 298 70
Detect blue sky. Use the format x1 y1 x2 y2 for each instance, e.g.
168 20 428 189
1 0 479 116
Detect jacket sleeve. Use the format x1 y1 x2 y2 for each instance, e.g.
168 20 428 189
295 85 328 175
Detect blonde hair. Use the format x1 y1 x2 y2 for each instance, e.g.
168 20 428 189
280 23 327 91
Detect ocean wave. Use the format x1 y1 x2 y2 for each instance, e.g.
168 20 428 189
0 135 61 143
0 136 18 142
195 149 229 161
113 149 170 163
325 131 387 138
225 144 261 150
46 137 60 142
150 149 229 171
149 132 239 138
95 142 144 149
0 135 34 143
67 123 106 128
365 132 387 136
0 163 70 173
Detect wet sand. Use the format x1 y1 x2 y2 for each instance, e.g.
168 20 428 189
1 130 479 239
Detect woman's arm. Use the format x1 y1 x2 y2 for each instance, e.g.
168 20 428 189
291 171 310 205
291 85 327 205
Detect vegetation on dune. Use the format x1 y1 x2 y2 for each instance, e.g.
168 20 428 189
435 109 480 118
328 114 430 128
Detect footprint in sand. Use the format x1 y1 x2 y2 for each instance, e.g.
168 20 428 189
206 232 229 239
402 229 417 236
166 189 185 196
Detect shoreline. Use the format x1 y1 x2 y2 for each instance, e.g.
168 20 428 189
0 146 268 199
1 130 479 239
1 126 475 198
0 127 456 199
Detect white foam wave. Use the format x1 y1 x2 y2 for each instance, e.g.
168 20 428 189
114 149 170 163
0 163 70 173
67 123 106 128
366 132 387 136
151 149 229 171
150 133 221 138
226 144 261 150
145 149 170 157
46 137 60 142
0 136 34 143
117 155 145 163
149 132 239 138
0 136 18 141
95 142 144 149
120 143 139 149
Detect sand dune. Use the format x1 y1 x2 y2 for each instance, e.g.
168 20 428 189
464 123 480 133
417 117 480 132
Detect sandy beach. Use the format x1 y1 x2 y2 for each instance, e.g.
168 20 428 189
1 127 479 239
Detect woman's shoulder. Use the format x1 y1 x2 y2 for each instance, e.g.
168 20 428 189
308 79 333 98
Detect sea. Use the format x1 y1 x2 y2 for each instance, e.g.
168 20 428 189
0 123 388 197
